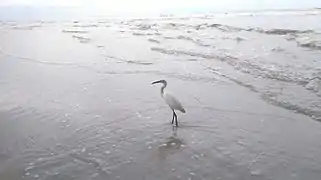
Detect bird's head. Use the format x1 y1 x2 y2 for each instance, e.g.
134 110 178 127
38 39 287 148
151 80 167 85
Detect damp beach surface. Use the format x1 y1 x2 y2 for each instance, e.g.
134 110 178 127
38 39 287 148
1 9 321 180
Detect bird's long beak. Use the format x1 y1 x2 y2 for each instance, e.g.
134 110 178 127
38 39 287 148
151 80 162 85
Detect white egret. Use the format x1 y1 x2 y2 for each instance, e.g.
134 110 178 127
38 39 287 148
152 80 185 126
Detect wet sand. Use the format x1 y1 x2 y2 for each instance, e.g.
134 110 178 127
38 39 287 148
1 10 321 180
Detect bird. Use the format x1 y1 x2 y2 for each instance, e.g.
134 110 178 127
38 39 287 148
151 80 185 126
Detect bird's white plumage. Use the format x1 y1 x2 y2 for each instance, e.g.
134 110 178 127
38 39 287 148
163 92 185 113
152 79 185 126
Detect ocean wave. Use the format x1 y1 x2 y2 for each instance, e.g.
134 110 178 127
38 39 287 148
159 22 320 51
72 24 99 28
306 73 321 96
192 22 316 38
132 32 154 36
163 36 176 39
134 23 154 30
62 29 89 34
207 23 245 32
11 24 42 30
283 33 321 50
148 38 160 43
150 47 220 59
150 47 310 84
103 54 153 65
296 38 321 50
72 35 91 43
271 46 286 52
263 95 321 121
253 28 313 35
171 22 316 38
125 60 153 65
176 35 193 41
211 70 321 121
161 35 213 47
127 23 159 33
162 22 195 30
175 35 213 47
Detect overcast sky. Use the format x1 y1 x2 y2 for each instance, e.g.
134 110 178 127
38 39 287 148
1 0 321 13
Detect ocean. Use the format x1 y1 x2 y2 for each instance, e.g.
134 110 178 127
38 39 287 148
1 8 321 180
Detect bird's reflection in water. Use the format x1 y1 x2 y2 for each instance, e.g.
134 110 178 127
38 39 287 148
157 126 185 160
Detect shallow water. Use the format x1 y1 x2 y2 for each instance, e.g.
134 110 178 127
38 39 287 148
1 9 321 180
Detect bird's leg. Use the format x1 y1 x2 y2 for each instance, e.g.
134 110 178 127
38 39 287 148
171 110 175 124
174 111 178 127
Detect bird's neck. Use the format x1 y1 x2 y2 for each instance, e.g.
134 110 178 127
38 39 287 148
161 84 166 97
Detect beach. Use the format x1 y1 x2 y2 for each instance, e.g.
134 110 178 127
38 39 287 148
1 9 321 180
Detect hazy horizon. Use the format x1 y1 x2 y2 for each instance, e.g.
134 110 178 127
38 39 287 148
2 0 321 11
1 0 321 21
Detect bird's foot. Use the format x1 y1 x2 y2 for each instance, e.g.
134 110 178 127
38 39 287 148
172 123 178 127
